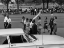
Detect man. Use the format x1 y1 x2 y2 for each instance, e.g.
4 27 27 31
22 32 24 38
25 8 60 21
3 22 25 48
32 20 37 34
4 15 8 29
34 8 37 15
29 19 33 34
49 14 54 35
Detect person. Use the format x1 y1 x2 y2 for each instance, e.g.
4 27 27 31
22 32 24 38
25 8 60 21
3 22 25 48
21 16 25 24
37 16 42 34
23 17 26 30
49 14 54 35
32 20 37 34
4 15 8 29
34 8 37 15
29 19 33 34
43 16 49 33
7 16 11 28
53 16 57 35
25 18 30 34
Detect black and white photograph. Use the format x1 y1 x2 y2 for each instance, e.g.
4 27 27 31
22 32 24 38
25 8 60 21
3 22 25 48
0 0 64 48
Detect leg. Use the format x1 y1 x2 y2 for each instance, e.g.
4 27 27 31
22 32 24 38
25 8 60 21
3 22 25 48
30 34 37 40
4 22 6 29
50 27 53 35
54 24 57 35
44 28 45 33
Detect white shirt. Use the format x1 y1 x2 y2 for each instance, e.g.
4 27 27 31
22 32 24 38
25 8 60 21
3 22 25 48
30 22 33 28
7 18 11 23
35 9 36 11
4 16 8 22
24 19 26 24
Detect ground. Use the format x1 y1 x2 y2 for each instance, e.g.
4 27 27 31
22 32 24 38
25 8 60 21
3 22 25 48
0 13 64 37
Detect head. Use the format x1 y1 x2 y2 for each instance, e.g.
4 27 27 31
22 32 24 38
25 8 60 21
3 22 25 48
32 20 35 23
29 19 32 22
38 16 41 20
7 16 9 19
26 18 29 22
54 16 57 19
4 14 6 17
22 16 25 20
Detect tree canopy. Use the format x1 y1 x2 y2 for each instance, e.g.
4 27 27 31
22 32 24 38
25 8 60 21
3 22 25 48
1 0 11 4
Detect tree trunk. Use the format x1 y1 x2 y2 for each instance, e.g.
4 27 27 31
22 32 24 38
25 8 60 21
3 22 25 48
7 3 9 13
17 0 19 14
47 0 49 9
43 0 45 10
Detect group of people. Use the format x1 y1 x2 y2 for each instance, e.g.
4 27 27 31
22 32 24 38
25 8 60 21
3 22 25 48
43 14 57 35
4 14 11 29
21 16 42 35
21 13 57 35
31 8 41 15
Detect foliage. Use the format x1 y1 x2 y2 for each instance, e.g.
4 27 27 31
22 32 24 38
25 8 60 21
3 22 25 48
1 0 11 4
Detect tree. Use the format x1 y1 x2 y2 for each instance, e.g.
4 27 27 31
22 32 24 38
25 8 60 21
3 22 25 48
47 0 49 9
15 0 19 13
1 0 11 13
42 0 45 10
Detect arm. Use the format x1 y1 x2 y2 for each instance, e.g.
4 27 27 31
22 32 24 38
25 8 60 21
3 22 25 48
32 10 42 20
30 10 42 24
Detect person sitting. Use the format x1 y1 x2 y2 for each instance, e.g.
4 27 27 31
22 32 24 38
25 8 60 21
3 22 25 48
4 15 8 29
7 16 11 28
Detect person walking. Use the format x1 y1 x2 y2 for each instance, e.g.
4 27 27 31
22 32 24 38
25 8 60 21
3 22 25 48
43 16 49 33
21 16 25 24
53 16 57 35
25 18 30 34
29 19 33 34
37 16 42 34
49 14 54 35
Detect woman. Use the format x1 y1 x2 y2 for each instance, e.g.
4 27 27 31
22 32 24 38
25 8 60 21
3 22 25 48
53 16 57 35
37 16 42 34
44 16 49 33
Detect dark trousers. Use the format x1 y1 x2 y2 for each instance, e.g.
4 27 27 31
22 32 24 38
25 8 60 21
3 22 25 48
8 23 11 28
4 22 8 29
29 34 37 40
50 26 54 35
24 24 26 30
